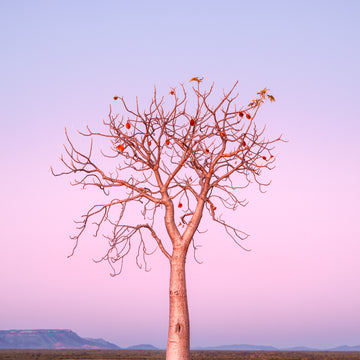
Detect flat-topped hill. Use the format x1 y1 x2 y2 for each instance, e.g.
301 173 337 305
0 329 120 349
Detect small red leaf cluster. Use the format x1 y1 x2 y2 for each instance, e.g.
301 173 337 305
117 144 125 152
239 111 251 119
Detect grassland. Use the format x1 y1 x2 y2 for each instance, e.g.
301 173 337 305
0 350 360 360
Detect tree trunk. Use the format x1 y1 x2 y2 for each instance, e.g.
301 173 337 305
166 247 190 360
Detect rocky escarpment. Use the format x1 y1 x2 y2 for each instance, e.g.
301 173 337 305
0 329 120 349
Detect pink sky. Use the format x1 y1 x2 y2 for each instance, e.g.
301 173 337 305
0 0 359 349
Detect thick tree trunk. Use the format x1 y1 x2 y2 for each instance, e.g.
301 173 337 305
166 247 190 360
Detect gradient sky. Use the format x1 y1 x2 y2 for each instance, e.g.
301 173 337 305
1 0 359 350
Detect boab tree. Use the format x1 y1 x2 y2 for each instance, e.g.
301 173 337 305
52 79 282 360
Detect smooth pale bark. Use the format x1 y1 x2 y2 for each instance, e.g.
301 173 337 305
162 191 205 359
166 247 190 360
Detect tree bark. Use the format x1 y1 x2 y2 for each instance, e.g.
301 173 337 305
166 247 190 360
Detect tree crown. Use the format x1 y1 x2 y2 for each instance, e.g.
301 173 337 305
52 80 282 275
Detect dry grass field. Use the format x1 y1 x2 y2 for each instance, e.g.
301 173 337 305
0 350 360 360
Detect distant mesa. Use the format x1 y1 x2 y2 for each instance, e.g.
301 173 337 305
282 346 318 351
328 345 360 352
1 330 359 352
0 329 120 350
222 344 277 351
193 344 278 351
192 344 360 352
127 344 159 350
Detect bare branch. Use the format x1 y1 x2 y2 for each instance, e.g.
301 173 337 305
53 81 282 274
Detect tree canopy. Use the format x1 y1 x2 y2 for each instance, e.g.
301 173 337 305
52 80 282 275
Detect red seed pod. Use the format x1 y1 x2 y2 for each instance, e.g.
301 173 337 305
190 118 195 126
239 111 244 117
126 122 131 129
178 202 183 208
165 139 170 146
246 113 251 119
148 140 152 146
169 90 175 95
113 96 119 100
117 144 125 152
220 131 225 137
262 156 267 160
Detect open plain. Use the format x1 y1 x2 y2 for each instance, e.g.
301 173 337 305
1 350 360 360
